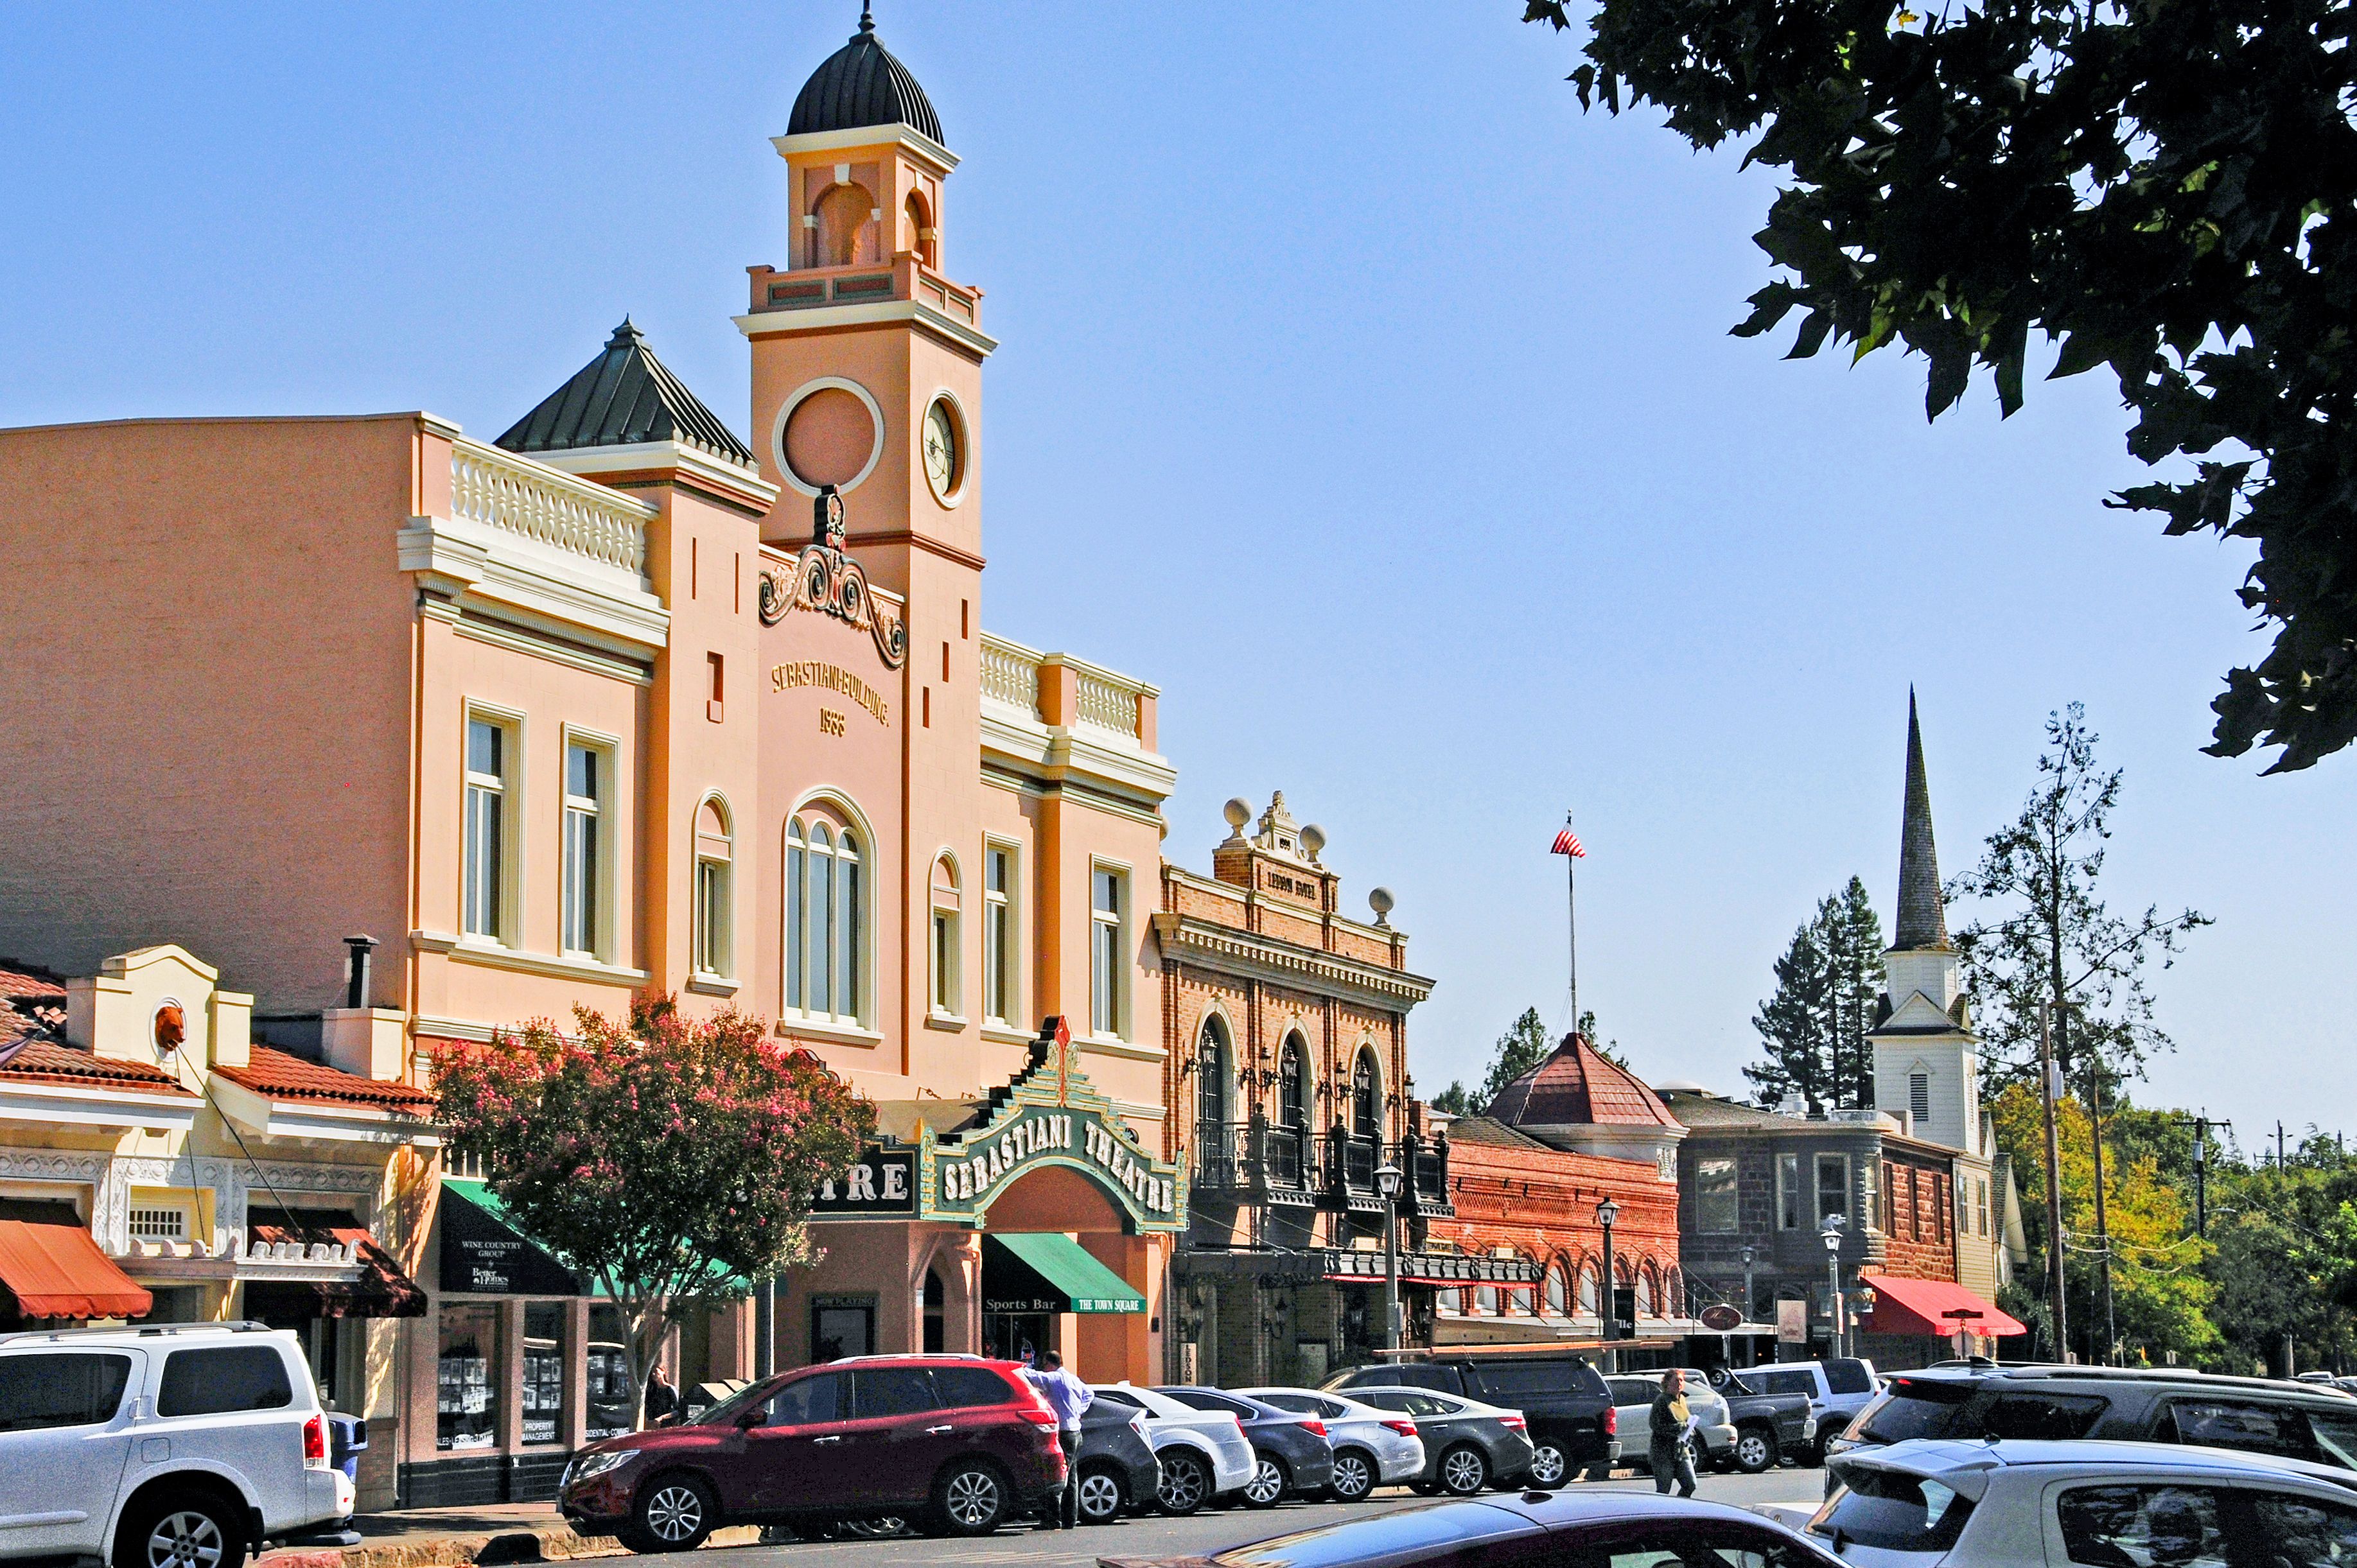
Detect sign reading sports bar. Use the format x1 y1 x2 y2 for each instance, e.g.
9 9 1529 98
807 1017 1191 1232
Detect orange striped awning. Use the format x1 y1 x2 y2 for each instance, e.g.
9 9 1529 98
0 1219 152 1320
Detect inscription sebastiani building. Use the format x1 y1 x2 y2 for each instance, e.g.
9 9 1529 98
770 660 889 726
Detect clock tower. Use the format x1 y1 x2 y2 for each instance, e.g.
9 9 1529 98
739 5 990 614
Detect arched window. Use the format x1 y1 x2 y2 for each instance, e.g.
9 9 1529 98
930 854 961 1018
1579 1260 1602 1316
904 191 936 268
1279 1035 1306 1129
784 805 866 1025
1545 1262 1569 1316
693 797 733 979
814 182 874 267
1474 1284 1498 1314
1352 1049 1379 1139
1636 1264 1658 1319
1196 1018 1232 1181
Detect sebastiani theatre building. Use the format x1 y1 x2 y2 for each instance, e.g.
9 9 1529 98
0 15 1182 1507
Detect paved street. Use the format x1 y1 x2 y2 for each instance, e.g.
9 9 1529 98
681 1475 1823 1568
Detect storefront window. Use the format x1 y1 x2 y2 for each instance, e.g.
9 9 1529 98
586 1303 632 1441
522 1303 566 1445
437 1303 499 1450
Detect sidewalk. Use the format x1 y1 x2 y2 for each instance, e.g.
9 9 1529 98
256 1502 761 1568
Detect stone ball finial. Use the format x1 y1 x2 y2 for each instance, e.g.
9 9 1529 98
1300 823 1326 861
1368 886 1395 925
1222 797 1252 836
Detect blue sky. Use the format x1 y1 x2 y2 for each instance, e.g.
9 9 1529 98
4 3 2344 1153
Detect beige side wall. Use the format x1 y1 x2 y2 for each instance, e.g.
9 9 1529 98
0 416 423 1011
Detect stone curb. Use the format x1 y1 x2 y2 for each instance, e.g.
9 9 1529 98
261 1522 764 1568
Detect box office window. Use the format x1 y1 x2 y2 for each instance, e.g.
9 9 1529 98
523 1303 566 1445
437 1303 500 1450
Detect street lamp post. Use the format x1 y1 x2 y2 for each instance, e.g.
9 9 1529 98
1596 1197 1621 1374
1821 1215 1846 1358
1375 1160 1404 1352
1739 1244 1756 1325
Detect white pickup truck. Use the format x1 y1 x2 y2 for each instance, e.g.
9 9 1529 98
0 1322 353 1568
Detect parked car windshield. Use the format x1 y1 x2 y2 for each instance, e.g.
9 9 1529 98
1853 1377 1975 1445
1215 1506 1540 1568
1815 1467 1977 1554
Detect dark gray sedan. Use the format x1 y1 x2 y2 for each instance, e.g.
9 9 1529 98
1155 1386 1336 1508
1062 1398 1163 1524
1343 1386 1534 1496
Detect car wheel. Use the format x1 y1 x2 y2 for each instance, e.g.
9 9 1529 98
842 1517 906 1538
120 1492 247 1568
1524 1441 1568 1490
1074 1465 1126 1525
1242 1452 1289 1509
1327 1448 1376 1503
633 1474 717 1553
1437 1444 1490 1497
1156 1449 1211 1515
1732 1426 1778 1475
931 1460 1010 1537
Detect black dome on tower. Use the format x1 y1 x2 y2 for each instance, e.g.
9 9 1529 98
788 6 943 144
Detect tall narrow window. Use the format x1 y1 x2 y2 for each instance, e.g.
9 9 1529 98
982 846 1013 1025
1777 1152 1801 1230
1816 1152 1850 1224
1196 1020 1229 1178
1696 1156 1739 1233
561 740 605 957
1090 867 1125 1038
693 797 733 979
1909 1071 1932 1125
930 856 961 1018
462 715 511 941
783 806 868 1027
1279 1037 1306 1130
1353 1050 1379 1138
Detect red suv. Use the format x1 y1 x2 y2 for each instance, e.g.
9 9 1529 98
557 1355 1066 1549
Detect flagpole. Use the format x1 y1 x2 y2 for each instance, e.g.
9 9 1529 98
1564 810 1579 1039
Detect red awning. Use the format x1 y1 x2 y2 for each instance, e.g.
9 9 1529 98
0 1219 152 1320
1860 1272 2026 1339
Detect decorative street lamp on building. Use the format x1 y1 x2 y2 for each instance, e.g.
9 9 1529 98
1820 1214 1847 1357
1596 1196 1622 1372
1375 1160 1404 1352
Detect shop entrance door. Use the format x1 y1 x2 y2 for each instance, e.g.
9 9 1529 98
981 1309 1052 1364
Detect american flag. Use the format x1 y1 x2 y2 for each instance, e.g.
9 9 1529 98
1551 826 1586 858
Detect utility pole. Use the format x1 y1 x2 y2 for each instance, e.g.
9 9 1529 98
2088 1056 2116 1366
2039 1002 2069 1361
2278 1122 2289 1171
2192 1117 2208 1237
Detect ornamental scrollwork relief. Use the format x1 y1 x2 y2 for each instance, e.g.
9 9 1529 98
757 483 908 669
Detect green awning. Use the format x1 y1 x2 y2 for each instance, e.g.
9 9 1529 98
982 1233 1144 1314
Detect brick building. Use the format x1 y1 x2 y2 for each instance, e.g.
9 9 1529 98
1153 792 1453 1385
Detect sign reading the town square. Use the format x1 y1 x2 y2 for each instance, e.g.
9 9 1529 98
809 1148 917 1217
920 1020 1187 1234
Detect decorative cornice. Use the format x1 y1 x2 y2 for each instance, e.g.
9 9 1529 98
733 298 999 361
1150 912 1434 1009
769 121 961 173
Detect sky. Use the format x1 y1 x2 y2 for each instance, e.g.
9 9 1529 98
2 3 2345 1156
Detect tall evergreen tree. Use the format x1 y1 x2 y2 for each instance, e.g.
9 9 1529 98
1431 1007 1554 1117
1746 879 1886 1112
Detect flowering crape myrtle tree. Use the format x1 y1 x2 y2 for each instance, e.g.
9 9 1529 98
432 994 875 1427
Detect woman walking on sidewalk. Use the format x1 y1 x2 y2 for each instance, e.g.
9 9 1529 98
1647 1369 1699 1498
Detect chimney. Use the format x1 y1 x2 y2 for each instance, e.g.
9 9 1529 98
343 935 378 1010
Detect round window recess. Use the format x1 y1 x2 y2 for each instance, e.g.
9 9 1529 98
922 397 964 503
782 386 879 492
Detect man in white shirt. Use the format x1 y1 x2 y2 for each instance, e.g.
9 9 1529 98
1019 1351 1093 1528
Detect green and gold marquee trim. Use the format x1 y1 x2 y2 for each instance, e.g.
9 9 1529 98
918 1019 1187 1234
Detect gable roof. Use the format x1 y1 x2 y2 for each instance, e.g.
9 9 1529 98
1485 1034 1681 1129
213 1047 435 1114
0 1040 197 1098
495 320 754 467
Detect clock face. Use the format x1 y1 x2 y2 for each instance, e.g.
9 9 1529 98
923 399 959 498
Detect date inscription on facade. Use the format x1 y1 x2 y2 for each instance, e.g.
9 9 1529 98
771 660 889 726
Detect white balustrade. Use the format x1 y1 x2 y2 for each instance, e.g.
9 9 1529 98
979 636 1042 717
449 439 651 575
1073 672 1141 739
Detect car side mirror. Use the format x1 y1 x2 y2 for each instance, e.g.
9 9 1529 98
735 1407 768 1429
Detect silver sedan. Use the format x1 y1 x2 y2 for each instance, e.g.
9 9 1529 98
1233 1386 1428 1501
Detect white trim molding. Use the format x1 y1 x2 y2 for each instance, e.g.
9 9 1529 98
411 928 652 988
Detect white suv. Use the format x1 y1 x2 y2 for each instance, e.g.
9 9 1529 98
0 1322 352 1568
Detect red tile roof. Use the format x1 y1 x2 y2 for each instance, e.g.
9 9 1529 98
1485 1034 1682 1129
0 963 66 1004
0 1041 197 1097
214 1047 435 1113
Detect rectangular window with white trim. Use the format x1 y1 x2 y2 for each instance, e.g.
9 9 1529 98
462 714 516 943
983 844 1015 1026
929 856 961 1020
561 738 610 959
1816 1151 1850 1224
1091 866 1126 1040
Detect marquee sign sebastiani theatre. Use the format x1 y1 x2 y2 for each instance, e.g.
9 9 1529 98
810 1018 1187 1233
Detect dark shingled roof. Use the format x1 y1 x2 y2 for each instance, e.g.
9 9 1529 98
1893 689 1951 951
496 320 753 467
1485 1034 1681 1129
1437 1115 1551 1150
788 8 943 145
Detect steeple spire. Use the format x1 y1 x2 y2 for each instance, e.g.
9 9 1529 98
1893 688 1950 951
